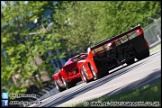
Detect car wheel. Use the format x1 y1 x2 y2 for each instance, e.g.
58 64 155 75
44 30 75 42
136 49 150 60
81 70 89 83
126 58 135 65
90 64 99 80
54 80 65 92
61 77 72 89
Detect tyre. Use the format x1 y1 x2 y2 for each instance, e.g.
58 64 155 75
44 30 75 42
136 49 150 60
90 64 99 80
126 58 135 65
80 70 89 83
61 76 73 89
54 80 65 92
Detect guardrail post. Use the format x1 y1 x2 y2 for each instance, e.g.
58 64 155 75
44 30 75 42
154 19 161 37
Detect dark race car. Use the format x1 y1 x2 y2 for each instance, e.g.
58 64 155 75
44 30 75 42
79 25 150 83
52 53 87 92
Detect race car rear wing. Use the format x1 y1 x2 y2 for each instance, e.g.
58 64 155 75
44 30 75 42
91 25 143 50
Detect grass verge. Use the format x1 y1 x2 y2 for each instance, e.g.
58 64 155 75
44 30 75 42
150 44 161 53
67 81 161 107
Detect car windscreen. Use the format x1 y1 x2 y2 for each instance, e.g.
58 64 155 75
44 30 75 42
71 54 87 62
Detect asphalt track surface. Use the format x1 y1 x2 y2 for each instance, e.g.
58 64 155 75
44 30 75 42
29 50 161 107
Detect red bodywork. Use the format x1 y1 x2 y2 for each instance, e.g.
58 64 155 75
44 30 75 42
79 25 150 82
52 53 87 88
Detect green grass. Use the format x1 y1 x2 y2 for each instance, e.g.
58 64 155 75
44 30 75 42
67 82 161 107
150 44 161 53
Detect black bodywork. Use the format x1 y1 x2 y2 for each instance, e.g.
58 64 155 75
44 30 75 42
91 25 150 77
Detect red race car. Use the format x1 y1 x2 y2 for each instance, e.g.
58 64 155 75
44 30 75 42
52 53 87 92
79 25 150 83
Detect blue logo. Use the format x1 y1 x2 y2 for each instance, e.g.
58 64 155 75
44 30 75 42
2 93 8 99
2 100 8 106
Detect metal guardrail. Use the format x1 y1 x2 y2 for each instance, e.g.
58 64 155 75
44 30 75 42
144 17 161 48
37 87 58 101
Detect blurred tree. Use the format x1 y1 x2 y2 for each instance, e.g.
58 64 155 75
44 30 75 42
1 1 64 94
53 1 160 52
